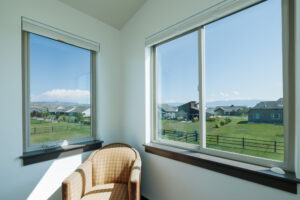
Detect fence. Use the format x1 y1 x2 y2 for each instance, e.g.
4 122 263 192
159 129 284 153
31 124 90 134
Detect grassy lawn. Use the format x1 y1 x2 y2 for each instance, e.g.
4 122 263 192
159 117 284 161
30 119 90 144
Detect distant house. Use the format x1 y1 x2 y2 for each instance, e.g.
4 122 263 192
176 110 188 119
82 108 91 117
176 101 199 120
48 106 68 115
175 102 217 120
206 108 216 120
248 98 283 124
214 105 247 116
158 104 178 119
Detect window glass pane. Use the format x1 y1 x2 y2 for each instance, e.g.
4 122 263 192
156 31 200 144
30 33 91 144
204 0 283 161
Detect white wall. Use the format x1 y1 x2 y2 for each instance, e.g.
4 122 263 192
0 0 122 199
120 0 300 200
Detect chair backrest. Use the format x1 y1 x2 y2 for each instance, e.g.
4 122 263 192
88 143 139 185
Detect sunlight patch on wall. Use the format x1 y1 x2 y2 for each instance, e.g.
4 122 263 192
27 155 82 200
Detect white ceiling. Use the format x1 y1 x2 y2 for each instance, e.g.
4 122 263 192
59 0 147 29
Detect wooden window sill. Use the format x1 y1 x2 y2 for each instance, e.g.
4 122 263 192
21 140 103 166
144 143 300 194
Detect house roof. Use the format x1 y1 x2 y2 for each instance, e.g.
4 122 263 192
206 108 216 115
159 104 178 112
251 98 283 109
48 107 70 113
66 105 90 113
214 105 246 112
178 101 199 111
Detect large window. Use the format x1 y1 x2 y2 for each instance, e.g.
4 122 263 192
22 18 99 152
152 0 290 167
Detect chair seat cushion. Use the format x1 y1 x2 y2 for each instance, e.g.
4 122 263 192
81 183 128 200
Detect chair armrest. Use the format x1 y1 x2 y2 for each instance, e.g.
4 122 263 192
62 160 92 200
128 159 142 200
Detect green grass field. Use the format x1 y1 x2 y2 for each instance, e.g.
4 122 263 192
30 119 90 144
159 117 284 161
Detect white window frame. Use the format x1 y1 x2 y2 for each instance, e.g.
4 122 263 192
22 18 99 152
148 0 295 171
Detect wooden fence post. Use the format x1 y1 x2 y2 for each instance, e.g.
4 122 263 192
194 130 198 141
185 135 188 143
242 137 245 148
274 141 277 152
217 135 219 144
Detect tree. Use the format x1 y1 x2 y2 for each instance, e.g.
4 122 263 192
75 112 84 123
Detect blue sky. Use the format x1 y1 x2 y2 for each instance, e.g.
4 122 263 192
156 0 282 104
30 33 91 104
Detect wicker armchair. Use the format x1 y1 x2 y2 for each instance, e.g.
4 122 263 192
62 143 141 200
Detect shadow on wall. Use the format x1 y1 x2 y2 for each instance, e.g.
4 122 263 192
26 154 84 200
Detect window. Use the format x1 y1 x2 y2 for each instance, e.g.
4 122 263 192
151 0 293 168
22 18 99 152
272 113 281 120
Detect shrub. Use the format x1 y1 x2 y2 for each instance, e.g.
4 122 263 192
215 123 221 128
57 116 64 122
225 118 231 123
83 120 90 125
208 116 217 122
220 119 226 126
193 116 199 121
177 117 184 121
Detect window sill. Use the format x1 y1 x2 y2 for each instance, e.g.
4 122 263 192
21 140 103 166
144 143 300 194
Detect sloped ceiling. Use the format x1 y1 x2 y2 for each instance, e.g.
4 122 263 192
59 0 147 29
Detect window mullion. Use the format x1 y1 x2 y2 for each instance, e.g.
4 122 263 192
198 27 206 149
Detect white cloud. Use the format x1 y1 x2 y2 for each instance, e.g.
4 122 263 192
32 89 90 104
233 91 239 96
219 92 229 98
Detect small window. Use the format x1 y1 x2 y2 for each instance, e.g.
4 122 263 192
254 113 260 120
22 19 99 152
272 113 280 119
